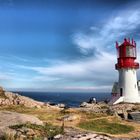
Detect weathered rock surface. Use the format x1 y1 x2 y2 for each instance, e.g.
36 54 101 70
128 112 140 122
5 91 44 107
54 127 112 140
0 87 44 108
0 111 43 137
58 114 79 121
79 101 109 113
54 127 140 140
109 103 140 120
57 103 66 108
13 127 47 140
80 101 140 122
110 103 136 113
0 87 66 109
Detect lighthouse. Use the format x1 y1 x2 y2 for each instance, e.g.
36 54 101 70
110 38 140 104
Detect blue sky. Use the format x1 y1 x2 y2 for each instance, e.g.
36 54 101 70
0 0 140 92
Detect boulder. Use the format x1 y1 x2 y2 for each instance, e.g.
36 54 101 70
110 103 135 113
79 102 107 113
0 111 43 137
0 91 44 108
60 127 112 140
59 114 79 121
128 112 140 121
0 86 66 109
0 85 45 108
80 102 88 107
57 103 65 108
108 103 140 120
54 134 63 139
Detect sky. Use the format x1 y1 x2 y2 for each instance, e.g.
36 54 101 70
0 0 140 92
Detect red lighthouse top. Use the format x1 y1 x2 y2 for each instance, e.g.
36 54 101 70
115 38 139 70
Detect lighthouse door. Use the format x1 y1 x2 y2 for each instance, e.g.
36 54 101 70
120 88 123 96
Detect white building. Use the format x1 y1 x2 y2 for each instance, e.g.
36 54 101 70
110 38 140 104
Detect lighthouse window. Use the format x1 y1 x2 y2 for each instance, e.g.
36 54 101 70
126 46 134 57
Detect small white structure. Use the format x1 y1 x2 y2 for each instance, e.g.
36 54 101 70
110 38 140 104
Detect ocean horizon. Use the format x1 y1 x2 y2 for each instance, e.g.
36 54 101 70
14 91 111 107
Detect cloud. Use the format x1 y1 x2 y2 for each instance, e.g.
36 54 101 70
42 6 140 90
2 2 140 92
73 8 140 53
19 51 116 89
64 85 112 92
0 73 12 80
69 6 140 91
33 76 60 82
73 33 96 55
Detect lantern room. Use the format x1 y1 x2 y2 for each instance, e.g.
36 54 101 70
115 38 139 70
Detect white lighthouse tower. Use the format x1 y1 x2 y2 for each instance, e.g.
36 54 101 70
110 38 140 104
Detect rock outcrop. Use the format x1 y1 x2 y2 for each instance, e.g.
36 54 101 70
109 103 140 120
58 114 79 121
128 112 140 121
80 101 140 121
79 101 109 113
56 127 112 140
0 111 43 137
0 87 44 108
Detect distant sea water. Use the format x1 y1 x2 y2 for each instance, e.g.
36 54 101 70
15 92 111 107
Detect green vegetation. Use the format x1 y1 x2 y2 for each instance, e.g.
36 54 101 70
0 105 137 137
0 89 7 99
1 133 15 140
0 105 35 113
60 108 70 115
10 122 64 139
0 105 64 123
0 94 7 99
78 119 134 134
77 111 108 120
82 112 108 119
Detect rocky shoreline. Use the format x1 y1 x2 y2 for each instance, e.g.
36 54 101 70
0 87 66 109
0 87 140 140
0 87 43 108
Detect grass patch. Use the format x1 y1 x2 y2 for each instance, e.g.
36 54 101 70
78 119 134 134
0 105 36 113
10 123 64 138
1 133 15 140
79 111 108 120
0 105 62 121
60 108 70 115
86 112 107 119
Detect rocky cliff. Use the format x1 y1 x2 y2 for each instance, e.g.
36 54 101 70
0 87 44 108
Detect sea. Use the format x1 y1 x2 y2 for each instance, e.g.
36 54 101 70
15 92 111 107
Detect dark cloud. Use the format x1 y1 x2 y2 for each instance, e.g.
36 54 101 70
0 0 134 9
